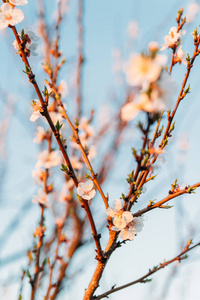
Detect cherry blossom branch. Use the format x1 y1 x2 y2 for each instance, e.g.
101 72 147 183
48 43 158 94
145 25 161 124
11 25 79 187
132 182 200 218
48 86 108 209
94 240 200 299
8 23 104 263
127 34 200 211
160 37 200 150
30 204 45 300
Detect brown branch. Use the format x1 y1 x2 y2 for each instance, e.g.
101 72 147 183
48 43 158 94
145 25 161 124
95 241 200 299
132 182 200 218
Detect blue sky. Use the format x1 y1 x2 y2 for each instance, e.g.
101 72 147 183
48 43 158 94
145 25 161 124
0 0 200 299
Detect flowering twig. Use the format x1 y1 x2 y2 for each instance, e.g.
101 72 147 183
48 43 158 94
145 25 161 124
132 182 200 218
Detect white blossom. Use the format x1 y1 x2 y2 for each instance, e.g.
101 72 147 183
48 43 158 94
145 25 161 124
79 117 95 137
106 199 133 229
35 150 62 169
185 2 199 23
125 54 167 88
121 71 175 121
71 156 83 170
0 3 24 30
77 180 96 200
32 189 48 205
30 100 43 122
112 216 144 241
58 80 68 97
127 20 139 39
121 102 140 122
160 26 186 51
33 126 46 143
175 46 187 65
13 30 39 56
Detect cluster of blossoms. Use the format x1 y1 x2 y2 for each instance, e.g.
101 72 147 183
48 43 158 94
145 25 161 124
77 180 96 200
106 199 143 240
122 16 189 122
0 0 27 30
121 42 174 121
71 117 97 166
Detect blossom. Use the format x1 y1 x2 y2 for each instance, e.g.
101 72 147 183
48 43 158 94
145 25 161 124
35 150 62 169
175 46 187 65
160 26 186 51
9 0 28 5
106 199 133 229
121 102 140 122
30 100 43 122
58 80 68 97
127 20 139 39
32 189 48 205
13 30 39 56
79 117 95 137
71 156 83 170
125 54 167 88
60 179 74 201
77 180 96 200
49 111 63 125
32 169 46 183
111 216 144 241
148 41 159 52
0 3 24 30
121 71 175 121
33 126 46 143
185 2 199 23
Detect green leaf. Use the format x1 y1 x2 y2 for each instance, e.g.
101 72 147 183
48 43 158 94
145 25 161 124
187 186 196 193
55 120 63 131
42 257 48 266
169 122 175 133
26 270 32 279
85 173 92 180
172 179 177 188
184 84 191 94
163 138 168 147
60 163 68 173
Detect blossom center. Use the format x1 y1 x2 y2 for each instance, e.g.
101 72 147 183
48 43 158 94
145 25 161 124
5 12 13 21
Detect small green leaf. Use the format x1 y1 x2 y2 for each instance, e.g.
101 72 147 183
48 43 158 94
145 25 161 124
163 138 168 147
184 84 191 94
85 173 92 180
55 120 63 131
172 179 177 189
187 186 196 193
42 257 48 266
26 270 32 279
169 122 175 133
60 163 68 173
